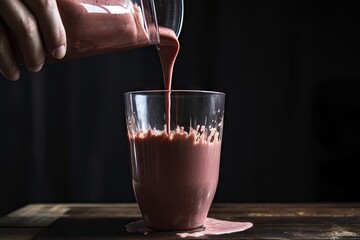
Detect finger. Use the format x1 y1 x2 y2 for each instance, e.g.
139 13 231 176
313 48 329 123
0 0 45 72
0 20 20 81
22 0 67 59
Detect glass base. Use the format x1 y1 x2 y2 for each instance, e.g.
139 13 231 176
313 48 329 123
146 225 205 233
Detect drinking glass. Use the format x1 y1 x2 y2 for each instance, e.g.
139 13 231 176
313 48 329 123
124 90 225 230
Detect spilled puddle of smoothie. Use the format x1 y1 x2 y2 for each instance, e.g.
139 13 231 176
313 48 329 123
125 217 253 238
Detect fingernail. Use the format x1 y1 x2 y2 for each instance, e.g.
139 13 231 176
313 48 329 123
10 71 20 81
6 69 20 81
52 45 66 59
28 62 44 73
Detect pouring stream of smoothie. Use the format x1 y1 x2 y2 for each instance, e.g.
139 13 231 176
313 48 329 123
156 27 180 133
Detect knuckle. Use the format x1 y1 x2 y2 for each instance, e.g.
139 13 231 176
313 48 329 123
0 31 10 57
0 37 7 54
35 0 55 13
19 15 38 39
0 42 7 56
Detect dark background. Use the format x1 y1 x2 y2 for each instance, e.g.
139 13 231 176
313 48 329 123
1 2 360 216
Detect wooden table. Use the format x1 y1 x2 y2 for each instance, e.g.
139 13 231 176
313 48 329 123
0 203 359 239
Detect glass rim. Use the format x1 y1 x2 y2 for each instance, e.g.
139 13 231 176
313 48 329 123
124 89 225 96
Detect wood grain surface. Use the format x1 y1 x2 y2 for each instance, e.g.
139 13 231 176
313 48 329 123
0 203 359 239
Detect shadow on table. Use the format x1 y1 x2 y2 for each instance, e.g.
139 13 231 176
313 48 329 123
32 217 205 239
32 217 143 239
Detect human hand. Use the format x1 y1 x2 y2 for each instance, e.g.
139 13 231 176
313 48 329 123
0 0 67 81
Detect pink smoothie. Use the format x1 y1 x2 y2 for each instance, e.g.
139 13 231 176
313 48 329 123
156 27 180 133
129 128 222 230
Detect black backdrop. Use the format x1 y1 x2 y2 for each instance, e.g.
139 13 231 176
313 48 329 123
1 1 360 216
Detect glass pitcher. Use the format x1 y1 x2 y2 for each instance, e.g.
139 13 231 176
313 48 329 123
12 0 184 63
